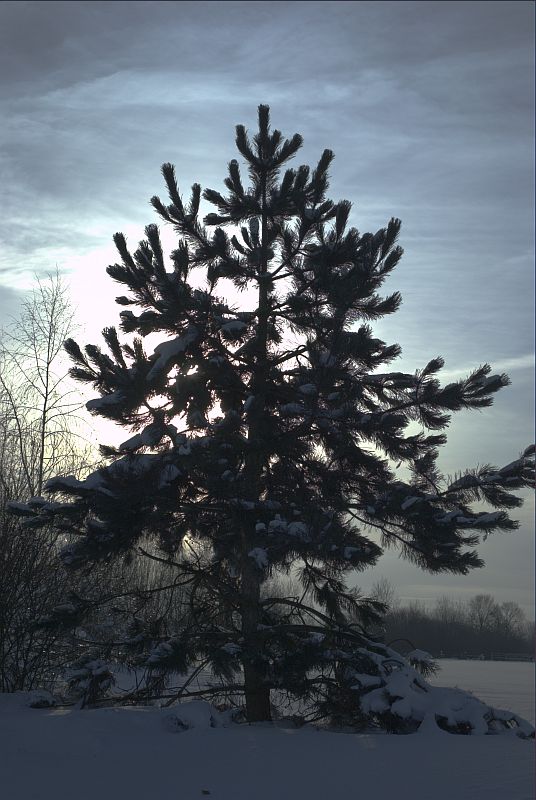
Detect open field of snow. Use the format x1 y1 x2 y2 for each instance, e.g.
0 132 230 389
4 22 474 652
0 687 534 800
431 659 535 723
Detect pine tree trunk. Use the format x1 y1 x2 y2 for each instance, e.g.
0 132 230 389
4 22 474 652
241 564 271 722
240 169 272 722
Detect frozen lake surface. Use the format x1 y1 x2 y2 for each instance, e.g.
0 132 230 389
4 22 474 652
431 659 535 723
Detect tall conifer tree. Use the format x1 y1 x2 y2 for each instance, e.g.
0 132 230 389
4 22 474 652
13 107 534 724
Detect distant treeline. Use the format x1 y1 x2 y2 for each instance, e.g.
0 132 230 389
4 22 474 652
369 579 534 660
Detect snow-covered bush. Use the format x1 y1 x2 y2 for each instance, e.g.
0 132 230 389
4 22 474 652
162 700 229 732
27 689 58 709
66 654 115 708
406 648 439 678
355 647 534 738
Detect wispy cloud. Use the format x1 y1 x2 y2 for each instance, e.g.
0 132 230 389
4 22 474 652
439 354 535 380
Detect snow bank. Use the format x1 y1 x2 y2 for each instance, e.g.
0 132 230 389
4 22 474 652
0 693 532 800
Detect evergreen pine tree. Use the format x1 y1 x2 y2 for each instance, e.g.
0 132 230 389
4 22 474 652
12 106 534 726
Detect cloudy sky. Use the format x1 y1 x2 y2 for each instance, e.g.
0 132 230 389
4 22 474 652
1 0 534 612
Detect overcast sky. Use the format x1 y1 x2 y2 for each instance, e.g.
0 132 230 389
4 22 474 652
1 1 534 613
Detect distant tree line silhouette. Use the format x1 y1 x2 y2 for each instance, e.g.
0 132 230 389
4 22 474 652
368 578 534 659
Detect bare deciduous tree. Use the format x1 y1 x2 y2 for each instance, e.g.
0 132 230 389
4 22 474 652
467 594 498 634
0 272 93 690
370 577 399 611
0 271 89 497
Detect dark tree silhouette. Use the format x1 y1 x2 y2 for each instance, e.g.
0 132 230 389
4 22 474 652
11 106 534 725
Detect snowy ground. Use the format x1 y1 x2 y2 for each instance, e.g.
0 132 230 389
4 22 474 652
1 660 534 800
431 659 535 723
